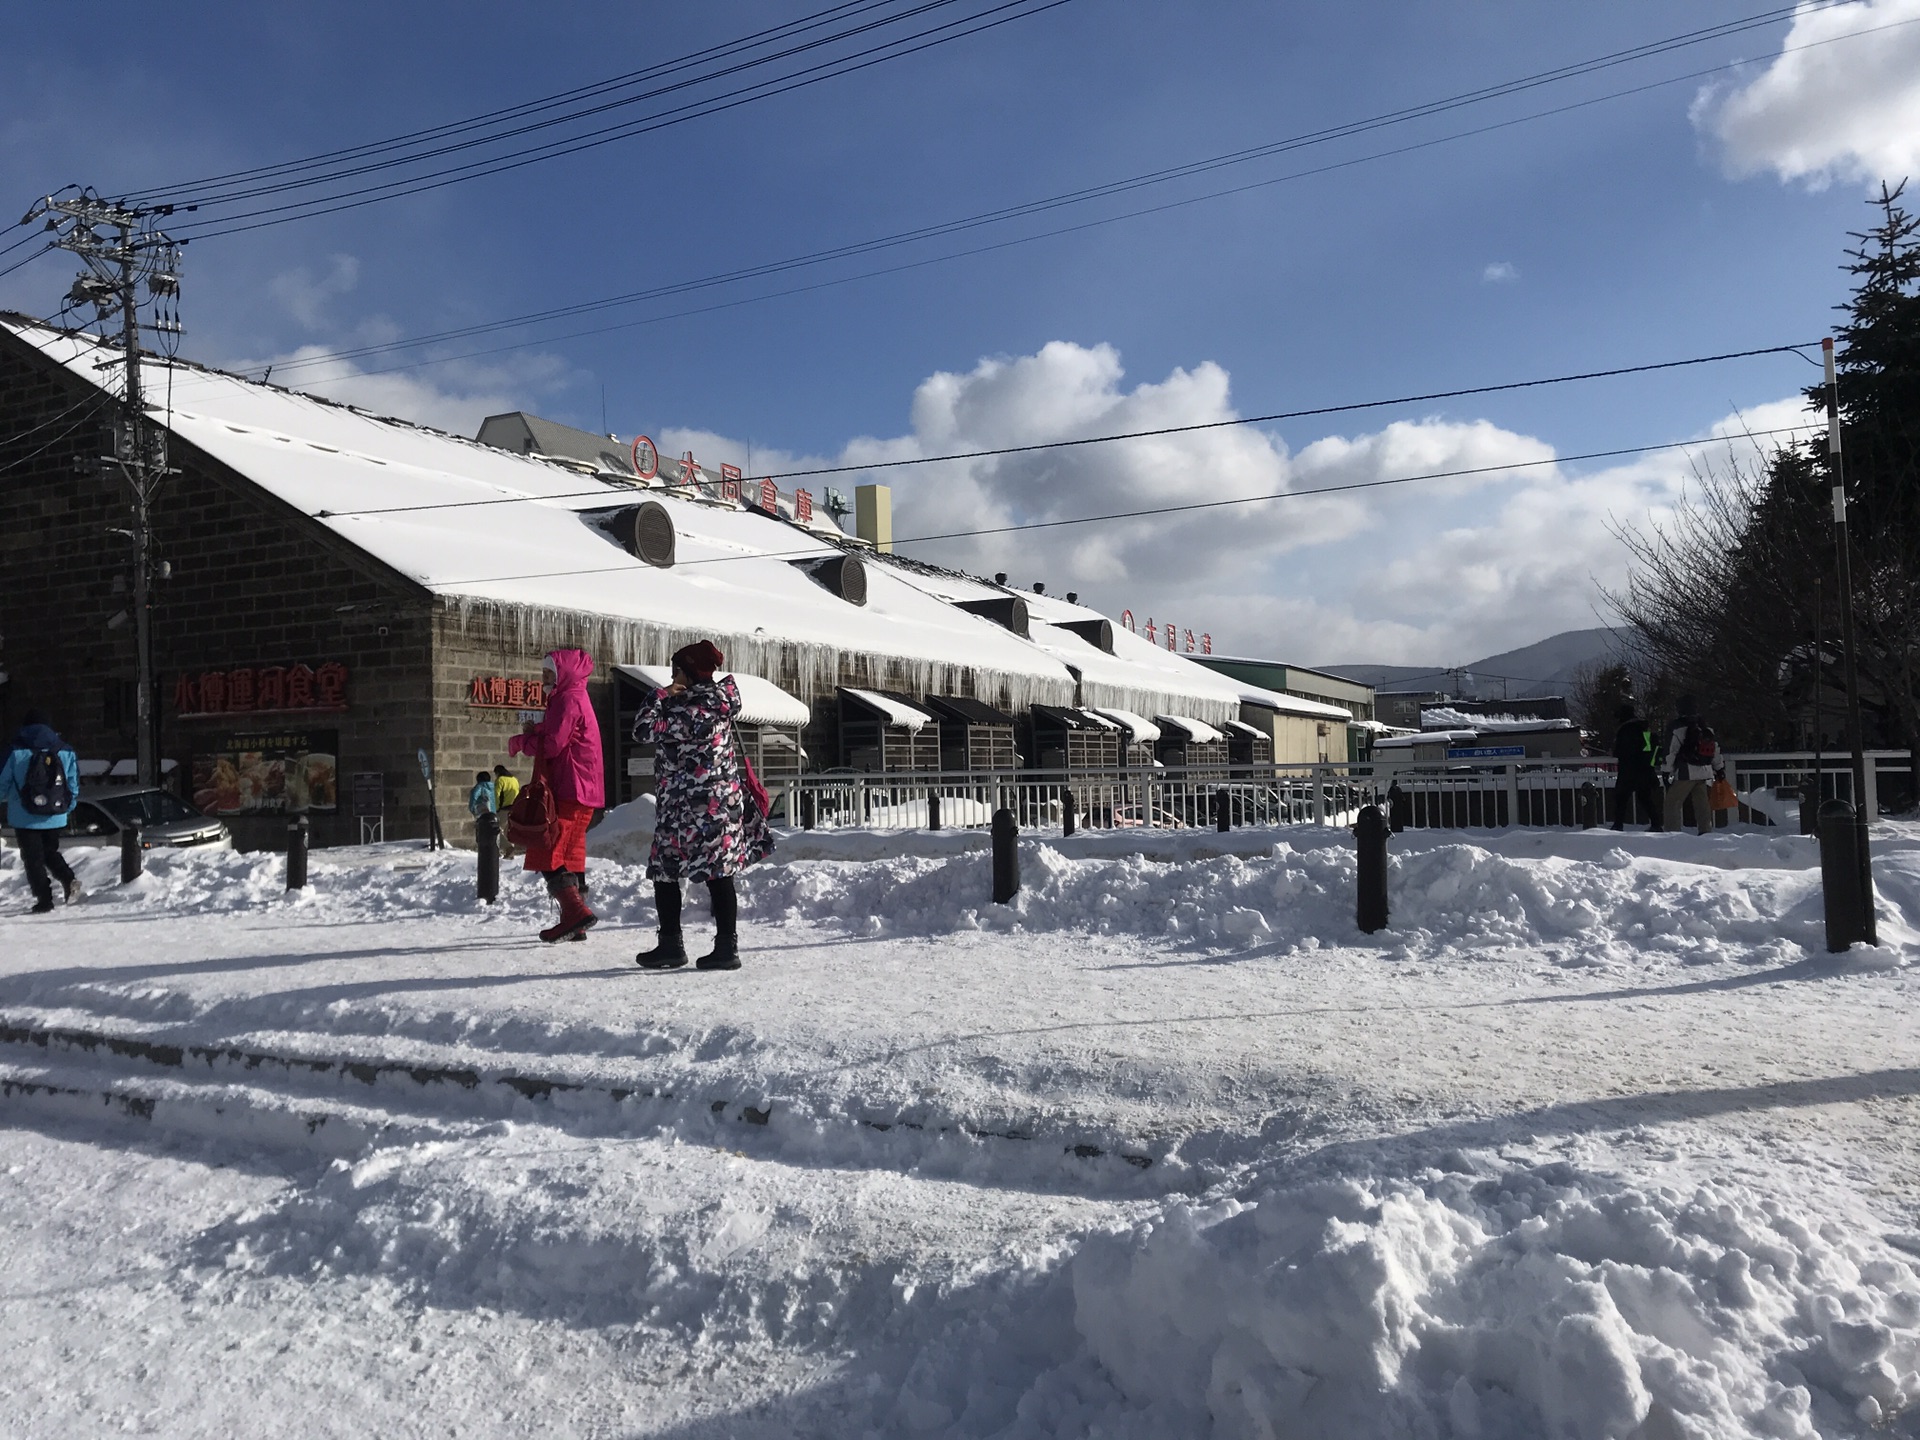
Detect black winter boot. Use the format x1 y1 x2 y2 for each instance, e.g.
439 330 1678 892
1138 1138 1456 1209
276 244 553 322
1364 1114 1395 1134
695 933 739 971
637 881 687 969
697 877 740 970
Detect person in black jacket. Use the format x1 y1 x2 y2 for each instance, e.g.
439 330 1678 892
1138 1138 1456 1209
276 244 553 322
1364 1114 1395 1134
1610 701 1663 832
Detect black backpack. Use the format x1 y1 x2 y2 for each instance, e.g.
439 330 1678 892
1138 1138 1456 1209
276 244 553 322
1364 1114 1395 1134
1679 721 1718 768
19 747 73 816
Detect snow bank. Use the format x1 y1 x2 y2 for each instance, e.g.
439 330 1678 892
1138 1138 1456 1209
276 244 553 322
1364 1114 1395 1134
21 824 1920 973
1055 1148 1920 1438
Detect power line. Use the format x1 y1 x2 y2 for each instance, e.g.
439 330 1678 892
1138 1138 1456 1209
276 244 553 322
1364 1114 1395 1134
154 1 974 212
413 424 1821 589
309 340 1813 518
125 1 905 201
244 2 1865 383
165 0 1077 239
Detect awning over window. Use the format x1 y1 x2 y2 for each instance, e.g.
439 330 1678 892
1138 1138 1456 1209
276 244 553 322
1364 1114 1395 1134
617 664 811 727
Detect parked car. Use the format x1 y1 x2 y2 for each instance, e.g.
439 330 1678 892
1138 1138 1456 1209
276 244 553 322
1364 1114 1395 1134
45 789 232 850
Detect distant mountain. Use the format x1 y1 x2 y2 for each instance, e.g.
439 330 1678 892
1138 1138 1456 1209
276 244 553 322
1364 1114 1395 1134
1321 627 1634 699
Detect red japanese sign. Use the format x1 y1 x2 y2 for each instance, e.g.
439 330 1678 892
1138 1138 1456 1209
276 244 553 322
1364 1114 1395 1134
758 478 778 513
175 662 347 717
631 434 659 480
794 487 814 523
720 463 742 502
467 676 548 710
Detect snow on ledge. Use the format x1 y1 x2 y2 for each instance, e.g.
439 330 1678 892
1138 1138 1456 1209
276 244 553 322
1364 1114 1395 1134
1155 714 1226 745
615 665 811 727
1088 708 1161 744
842 687 934 731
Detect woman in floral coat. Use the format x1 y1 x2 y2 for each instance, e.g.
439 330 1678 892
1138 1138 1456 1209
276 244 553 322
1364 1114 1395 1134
633 640 773 971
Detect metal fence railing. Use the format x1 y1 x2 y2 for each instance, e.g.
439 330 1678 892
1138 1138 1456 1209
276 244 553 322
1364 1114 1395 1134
761 750 1915 835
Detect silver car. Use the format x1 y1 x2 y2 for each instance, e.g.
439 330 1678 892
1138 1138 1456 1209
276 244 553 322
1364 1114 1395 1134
53 788 232 850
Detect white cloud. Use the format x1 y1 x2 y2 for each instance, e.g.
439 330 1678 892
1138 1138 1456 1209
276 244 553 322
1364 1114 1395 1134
267 255 361 329
1482 261 1519 283
1692 0 1920 187
687 340 1591 661
231 343 577 437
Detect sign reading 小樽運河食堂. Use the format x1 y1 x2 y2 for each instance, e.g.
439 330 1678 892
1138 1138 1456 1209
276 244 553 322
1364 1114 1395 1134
174 662 348 717
191 729 339 816
467 675 548 710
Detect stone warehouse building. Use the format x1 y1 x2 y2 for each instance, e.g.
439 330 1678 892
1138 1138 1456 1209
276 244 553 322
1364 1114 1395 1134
0 316 1291 848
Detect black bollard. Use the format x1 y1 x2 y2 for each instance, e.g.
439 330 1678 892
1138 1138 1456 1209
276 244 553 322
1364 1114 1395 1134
800 790 817 831
476 811 500 904
1214 787 1230 833
120 821 144 884
1799 785 1818 837
286 814 310 890
1386 780 1408 834
991 807 1020 904
1819 798 1868 952
928 791 942 832
1062 789 1076 838
1576 781 1598 830
1356 803 1389 934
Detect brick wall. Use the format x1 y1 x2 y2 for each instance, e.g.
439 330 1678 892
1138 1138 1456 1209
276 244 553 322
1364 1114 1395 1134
0 330 437 850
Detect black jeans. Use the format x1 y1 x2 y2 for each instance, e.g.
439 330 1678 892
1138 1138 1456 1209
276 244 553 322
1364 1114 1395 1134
1612 772 1663 830
16 828 76 906
654 876 737 939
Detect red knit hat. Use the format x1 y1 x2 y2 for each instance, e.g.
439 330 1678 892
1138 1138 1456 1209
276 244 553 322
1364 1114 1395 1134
671 640 724 681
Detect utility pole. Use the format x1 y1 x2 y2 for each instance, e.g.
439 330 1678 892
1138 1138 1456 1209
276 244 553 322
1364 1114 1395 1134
24 191 184 788
1823 335 1876 942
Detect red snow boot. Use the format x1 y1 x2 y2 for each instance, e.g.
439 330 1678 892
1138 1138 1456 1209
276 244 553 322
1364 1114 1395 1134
540 882 597 943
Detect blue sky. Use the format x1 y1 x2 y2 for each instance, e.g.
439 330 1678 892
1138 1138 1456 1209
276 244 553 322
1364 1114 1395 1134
4 1 1917 666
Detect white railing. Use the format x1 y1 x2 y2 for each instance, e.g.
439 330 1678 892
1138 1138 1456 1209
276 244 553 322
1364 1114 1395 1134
764 751 1914 834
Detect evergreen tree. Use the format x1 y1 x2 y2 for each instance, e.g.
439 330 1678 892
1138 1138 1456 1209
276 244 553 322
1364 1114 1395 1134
1612 185 1920 749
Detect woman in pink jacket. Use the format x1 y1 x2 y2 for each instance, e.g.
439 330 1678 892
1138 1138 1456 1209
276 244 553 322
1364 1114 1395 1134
508 648 605 942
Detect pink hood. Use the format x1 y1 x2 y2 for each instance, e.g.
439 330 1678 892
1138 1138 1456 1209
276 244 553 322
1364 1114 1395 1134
507 648 605 808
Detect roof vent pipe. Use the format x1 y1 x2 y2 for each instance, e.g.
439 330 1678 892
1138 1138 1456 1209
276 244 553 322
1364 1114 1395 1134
791 553 868 606
994 572 1008 585
1065 591 1078 603
1032 581 1046 595
613 501 676 568
956 596 1030 637
1052 618 1114 653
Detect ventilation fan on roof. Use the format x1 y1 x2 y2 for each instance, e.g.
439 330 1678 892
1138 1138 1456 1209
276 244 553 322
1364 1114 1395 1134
956 596 1030 637
606 501 676 568
792 553 867 606
1051 617 1113 653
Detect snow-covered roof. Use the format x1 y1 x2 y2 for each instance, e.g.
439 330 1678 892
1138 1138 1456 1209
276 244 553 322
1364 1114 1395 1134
1088 708 1160 744
614 665 811 727
1239 689 1354 721
1373 728 1480 749
5 319 1072 705
1221 719 1267 740
1155 714 1226 745
871 562 1244 725
841 687 934 731
1421 707 1576 733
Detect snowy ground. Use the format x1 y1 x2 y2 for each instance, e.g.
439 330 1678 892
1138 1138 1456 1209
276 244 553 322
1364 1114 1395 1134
2 821 1919 1438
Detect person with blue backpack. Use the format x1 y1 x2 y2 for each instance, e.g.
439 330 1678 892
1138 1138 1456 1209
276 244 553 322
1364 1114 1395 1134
0 709 83 913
